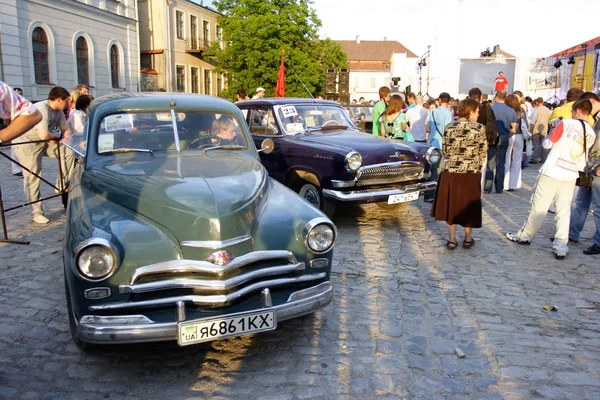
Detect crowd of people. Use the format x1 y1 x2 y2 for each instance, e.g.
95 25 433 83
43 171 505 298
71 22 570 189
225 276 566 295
366 84 599 260
1 79 599 260
0 82 93 224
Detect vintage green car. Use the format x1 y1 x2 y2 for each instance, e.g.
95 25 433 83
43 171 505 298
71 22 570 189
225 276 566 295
63 93 336 349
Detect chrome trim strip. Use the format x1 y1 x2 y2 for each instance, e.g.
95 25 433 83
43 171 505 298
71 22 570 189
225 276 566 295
77 282 333 344
181 235 252 249
128 250 297 283
90 273 327 311
322 180 437 201
119 262 306 294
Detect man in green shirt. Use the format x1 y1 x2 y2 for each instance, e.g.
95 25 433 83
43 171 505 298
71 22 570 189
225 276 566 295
372 86 390 137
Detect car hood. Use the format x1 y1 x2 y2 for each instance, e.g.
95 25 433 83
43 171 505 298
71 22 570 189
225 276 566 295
82 154 267 244
296 130 420 161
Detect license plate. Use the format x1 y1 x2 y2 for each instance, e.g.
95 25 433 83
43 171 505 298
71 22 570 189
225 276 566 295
388 191 419 204
177 309 277 346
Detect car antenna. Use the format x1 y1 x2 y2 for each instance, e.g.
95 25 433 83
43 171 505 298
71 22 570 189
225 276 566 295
288 63 315 101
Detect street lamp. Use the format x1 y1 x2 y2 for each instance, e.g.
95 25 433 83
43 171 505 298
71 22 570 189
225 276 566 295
417 45 431 96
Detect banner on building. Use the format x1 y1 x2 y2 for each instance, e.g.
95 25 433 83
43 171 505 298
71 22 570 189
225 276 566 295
526 59 559 91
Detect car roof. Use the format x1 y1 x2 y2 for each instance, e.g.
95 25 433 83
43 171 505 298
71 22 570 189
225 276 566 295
235 98 340 107
88 92 241 117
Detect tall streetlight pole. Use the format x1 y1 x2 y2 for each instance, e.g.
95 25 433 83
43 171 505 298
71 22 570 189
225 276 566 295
425 45 431 98
417 46 431 98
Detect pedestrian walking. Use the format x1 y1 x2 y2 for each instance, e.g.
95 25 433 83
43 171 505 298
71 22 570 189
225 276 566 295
506 99 596 259
430 98 488 250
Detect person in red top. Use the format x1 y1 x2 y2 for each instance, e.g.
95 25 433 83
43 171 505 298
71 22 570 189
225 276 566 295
494 71 509 93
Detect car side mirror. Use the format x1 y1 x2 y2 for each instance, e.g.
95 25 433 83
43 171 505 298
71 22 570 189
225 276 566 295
258 139 274 154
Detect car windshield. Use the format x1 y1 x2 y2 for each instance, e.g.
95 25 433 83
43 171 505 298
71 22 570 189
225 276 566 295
274 104 356 135
92 111 247 155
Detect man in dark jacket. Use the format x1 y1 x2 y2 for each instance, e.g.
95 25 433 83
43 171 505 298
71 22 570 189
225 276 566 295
469 88 498 193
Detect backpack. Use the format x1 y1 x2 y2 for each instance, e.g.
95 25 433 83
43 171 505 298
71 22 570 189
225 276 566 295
479 103 498 145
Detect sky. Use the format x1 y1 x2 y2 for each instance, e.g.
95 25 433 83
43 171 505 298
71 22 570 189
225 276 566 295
200 0 599 59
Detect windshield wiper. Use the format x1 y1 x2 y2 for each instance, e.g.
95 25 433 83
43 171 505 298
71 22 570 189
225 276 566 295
107 148 155 156
201 145 246 154
321 125 349 131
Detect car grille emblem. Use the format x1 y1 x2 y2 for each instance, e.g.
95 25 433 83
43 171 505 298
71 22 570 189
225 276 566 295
205 250 236 266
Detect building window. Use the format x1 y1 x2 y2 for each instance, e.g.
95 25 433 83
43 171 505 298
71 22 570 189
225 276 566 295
110 45 120 88
370 77 376 89
216 73 222 96
76 36 89 86
176 11 184 39
204 69 211 95
216 25 222 48
190 15 198 49
203 20 210 47
191 67 199 93
32 27 50 84
176 66 185 92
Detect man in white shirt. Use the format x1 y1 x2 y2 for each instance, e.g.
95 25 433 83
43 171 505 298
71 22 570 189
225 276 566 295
405 96 429 143
506 99 596 259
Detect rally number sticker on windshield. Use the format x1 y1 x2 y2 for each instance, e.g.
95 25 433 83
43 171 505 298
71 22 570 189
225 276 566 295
280 106 298 118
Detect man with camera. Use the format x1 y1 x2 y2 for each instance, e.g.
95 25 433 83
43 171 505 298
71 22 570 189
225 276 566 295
12 86 74 224
506 99 595 260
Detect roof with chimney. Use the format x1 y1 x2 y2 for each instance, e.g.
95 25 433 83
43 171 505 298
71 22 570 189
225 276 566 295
334 39 418 72
549 36 600 58
480 45 516 59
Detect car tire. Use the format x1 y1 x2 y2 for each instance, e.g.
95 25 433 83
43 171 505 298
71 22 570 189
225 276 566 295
297 181 336 218
65 276 95 351
376 202 409 212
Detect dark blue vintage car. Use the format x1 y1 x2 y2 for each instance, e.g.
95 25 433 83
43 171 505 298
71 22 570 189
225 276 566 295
236 99 440 217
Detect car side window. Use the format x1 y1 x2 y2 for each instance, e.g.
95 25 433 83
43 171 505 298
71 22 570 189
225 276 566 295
249 108 279 136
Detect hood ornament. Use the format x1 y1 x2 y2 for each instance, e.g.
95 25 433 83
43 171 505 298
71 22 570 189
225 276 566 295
390 152 409 160
205 250 236 266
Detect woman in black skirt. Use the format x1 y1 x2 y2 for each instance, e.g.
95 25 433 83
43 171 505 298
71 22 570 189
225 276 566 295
430 98 488 250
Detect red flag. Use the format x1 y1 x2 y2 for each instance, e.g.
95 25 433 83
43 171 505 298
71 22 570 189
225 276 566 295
276 49 285 98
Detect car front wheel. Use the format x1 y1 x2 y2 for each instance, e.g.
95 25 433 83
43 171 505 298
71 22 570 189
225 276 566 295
297 181 336 218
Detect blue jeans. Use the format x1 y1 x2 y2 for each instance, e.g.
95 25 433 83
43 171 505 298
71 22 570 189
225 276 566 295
570 177 600 246
484 144 508 193
424 153 443 201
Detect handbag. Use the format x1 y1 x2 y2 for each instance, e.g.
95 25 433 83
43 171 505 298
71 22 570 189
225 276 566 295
520 116 532 141
575 119 593 188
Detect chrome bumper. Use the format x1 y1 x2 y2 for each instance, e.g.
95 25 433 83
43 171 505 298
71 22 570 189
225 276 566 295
76 281 333 344
322 180 437 202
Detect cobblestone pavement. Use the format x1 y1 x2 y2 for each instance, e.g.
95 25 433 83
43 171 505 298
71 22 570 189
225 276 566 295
1 154 600 400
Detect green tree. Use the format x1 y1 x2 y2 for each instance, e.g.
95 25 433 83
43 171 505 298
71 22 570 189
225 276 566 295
208 0 347 99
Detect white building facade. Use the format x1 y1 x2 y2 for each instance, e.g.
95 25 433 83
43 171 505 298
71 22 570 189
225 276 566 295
0 0 139 100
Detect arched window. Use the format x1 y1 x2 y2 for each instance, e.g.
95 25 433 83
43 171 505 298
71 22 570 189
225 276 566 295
110 45 119 88
32 27 49 84
76 36 89 85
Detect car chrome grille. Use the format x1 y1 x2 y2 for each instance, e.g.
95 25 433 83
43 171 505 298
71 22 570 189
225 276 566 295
355 161 424 186
89 251 325 311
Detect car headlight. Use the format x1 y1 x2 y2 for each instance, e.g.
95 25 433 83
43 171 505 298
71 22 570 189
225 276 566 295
345 151 362 172
426 147 441 165
303 218 336 254
75 239 117 280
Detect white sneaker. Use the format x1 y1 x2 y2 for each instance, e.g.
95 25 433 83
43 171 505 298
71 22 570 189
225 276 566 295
32 214 50 224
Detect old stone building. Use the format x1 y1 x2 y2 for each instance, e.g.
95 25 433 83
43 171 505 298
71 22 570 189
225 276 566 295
0 0 139 100
138 0 224 95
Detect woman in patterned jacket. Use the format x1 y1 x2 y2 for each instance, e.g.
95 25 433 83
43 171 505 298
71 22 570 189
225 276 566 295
430 98 488 250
